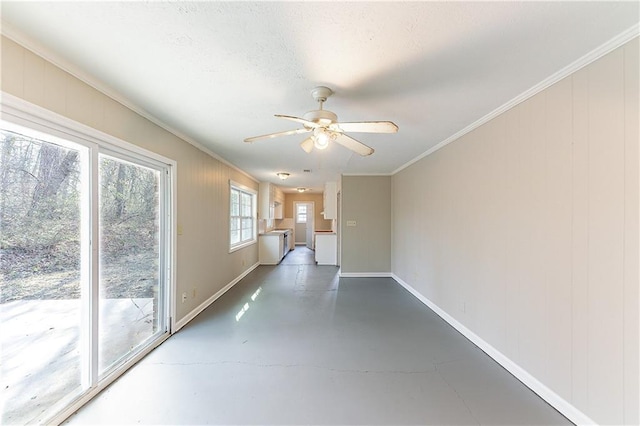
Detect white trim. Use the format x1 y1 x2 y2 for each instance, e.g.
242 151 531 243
229 180 258 252
0 23 258 183
393 25 640 175
1 93 175 167
339 271 393 278
173 262 260 332
169 163 178 333
341 173 393 177
391 273 597 426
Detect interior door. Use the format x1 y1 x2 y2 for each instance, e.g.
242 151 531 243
294 201 306 244
305 202 314 249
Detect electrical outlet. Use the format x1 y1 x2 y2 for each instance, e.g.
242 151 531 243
182 292 187 303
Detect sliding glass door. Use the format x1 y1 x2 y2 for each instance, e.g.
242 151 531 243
98 153 166 376
0 121 172 424
0 130 86 424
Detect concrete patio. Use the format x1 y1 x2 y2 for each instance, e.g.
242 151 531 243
1 298 154 425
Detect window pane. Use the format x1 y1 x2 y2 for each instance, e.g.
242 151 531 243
98 155 162 376
241 217 253 242
230 190 240 216
230 217 240 244
241 192 252 216
230 184 256 248
296 204 307 223
0 130 84 424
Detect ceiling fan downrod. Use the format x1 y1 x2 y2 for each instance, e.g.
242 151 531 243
311 86 333 110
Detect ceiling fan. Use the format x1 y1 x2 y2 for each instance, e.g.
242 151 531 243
244 86 398 156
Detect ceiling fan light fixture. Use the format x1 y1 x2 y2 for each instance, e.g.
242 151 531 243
276 172 290 180
313 128 331 150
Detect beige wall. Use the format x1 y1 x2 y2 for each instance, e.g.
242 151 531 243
392 39 639 425
341 176 391 273
1 36 259 324
282 192 332 230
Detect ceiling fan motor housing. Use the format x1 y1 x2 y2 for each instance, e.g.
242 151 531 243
303 109 338 125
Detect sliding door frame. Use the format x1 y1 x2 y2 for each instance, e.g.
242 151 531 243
1 93 177 425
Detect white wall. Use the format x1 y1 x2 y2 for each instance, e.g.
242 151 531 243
392 38 639 424
1 35 260 326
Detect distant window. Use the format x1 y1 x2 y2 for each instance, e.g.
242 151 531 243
296 204 307 223
230 181 257 251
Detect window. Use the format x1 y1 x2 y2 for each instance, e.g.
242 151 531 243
230 181 257 251
296 204 307 223
1 97 174 425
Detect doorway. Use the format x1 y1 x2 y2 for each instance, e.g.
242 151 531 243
293 201 314 249
0 118 172 425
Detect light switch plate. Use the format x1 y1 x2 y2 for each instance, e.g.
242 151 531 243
346 220 357 227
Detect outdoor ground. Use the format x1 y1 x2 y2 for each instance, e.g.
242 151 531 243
1 252 157 303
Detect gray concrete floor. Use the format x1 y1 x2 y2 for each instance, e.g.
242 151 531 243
65 251 571 425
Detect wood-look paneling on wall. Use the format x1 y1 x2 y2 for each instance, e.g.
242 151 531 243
1 35 260 324
392 39 639 424
341 176 391 273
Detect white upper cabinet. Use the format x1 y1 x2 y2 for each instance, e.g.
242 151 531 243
259 182 285 220
323 181 337 219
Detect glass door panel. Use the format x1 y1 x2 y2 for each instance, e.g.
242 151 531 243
0 130 85 424
98 154 163 376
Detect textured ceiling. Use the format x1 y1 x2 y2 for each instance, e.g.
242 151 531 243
1 1 638 192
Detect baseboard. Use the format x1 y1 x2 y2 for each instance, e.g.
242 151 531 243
173 262 260 332
339 271 393 278
391 273 596 426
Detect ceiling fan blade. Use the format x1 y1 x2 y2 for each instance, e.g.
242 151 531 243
300 137 314 153
275 114 320 128
331 121 398 133
334 133 374 156
244 127 310 143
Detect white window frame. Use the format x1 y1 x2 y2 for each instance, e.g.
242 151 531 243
229 180 257 252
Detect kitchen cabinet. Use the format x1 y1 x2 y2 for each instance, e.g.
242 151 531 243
274 203 283 219
323 181 337 219
274 186 284 219
259 233 284 264
259 230 291 264
315 232 337 265
259 182 284 220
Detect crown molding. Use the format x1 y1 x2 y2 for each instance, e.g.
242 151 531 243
0 20 258 183
341 173 393 177
393 24 640 175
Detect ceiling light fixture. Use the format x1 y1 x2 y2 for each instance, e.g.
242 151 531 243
312 128 332 150
276 172 290 180
297 188 306 193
